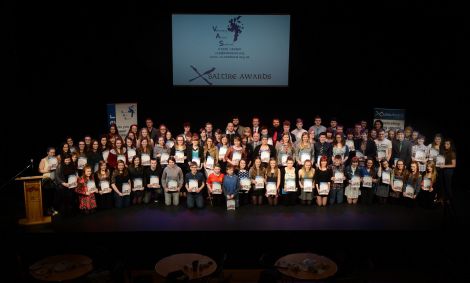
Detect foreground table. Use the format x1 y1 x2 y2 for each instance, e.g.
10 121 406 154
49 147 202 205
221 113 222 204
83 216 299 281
29 254 93 282
155 253 217 280
275 252 337 280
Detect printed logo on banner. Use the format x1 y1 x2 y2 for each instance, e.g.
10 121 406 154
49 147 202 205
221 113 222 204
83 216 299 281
189 65 216 85
374 108 406 131
213 16 244 46
108 103 138 137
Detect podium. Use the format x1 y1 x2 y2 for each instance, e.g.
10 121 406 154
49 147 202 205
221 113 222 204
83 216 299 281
16 176 51 225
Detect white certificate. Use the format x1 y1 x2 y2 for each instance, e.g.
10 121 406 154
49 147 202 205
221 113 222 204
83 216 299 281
192 157 201 167
316 155 322 167
218 147 227 158
122 183 131 195
150 176 159 186
362 176 373 188
160 153 169 164
284 178 296 192
436 155 445 167
133 178 143 191
394 158 398 167
404 185 415 198
255 176 264 189
415 150 426 162
168 180 178 191
100 180 110 191
351 176 361 189
319 182 330 195
423 178 431 191
78 157 87 170
429 148 439 159
280 153 288 166
117 155 126 163
188 179 199 192
334 171 344 184
355 151 364 158
346 140 355 151
382 171 391 185
86 180 96 193
267 138 273 145
303 179 313 192
266 182 277 195
393 179 403 192
175 151 185 163
300 152 311 164
377 151 386 160
166 140 175 149
141 153 151 166
211 182 222 194
260 150 270 163
232 151 242 163
419 164 426 172
68 175 77 188
226 199 236 210
205 156 214 169
102 150 110 162
240 178 251 191
48 157 58 171
127 148 136 162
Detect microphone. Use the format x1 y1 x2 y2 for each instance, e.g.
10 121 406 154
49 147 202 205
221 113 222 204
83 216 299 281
31 159 34 170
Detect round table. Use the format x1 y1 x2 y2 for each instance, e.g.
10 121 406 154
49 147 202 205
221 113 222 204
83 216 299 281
275 253 337 280
29 254 93 282
155 253 217 280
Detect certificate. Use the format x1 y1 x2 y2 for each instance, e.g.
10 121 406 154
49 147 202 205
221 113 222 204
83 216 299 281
334 171 344 184
423 178 431 191
419 164 426 172
303 179 313 192
86 180 97 193
377 151 386 160
284 178 296 192
429 148 439 159
48 157 58 171
436 155 445 167
300 152 311 164
240 178 251 191
102 150 109 162
94 163 99 173
168 180 178 191
211 182 222 194
100 180 110 192
218 146 227 159
346 140 355 151
160 153 169 165
117 155 126 163
415 150 426 162
266 182 277 195
316 155 322 167
175 150 184 163
122 183 131 195
166 140 175 149
319 182 329 195
394 158 398 167
404 185 415 198
226 199 236 210
141 153 151 166
78 157 87 170
355 151 364 159
127 148 136 162
260 150 270 163
133 178 143 191
255 176 264 189
205 156 214 169
150 176 159 186
381 171 391 185
192 157 201 167
392 180 403 192
267 138 273 145
362 176 372 188
68 175 77 188
232 151 242 163
188 179 199 192
280 153 288 166
351 176 361 189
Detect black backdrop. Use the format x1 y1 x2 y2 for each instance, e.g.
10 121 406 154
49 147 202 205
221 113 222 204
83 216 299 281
5 1 466 183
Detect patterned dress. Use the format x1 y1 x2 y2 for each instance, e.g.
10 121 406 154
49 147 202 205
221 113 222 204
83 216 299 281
76 177 97 211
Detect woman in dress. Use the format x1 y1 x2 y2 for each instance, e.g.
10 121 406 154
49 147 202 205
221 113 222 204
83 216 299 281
250 157 266 206
111 160 131 208
298 160 315 205
94 161 113 209
264 159 280 206
315 156 332 207
75 165 97 214
345 157 361 204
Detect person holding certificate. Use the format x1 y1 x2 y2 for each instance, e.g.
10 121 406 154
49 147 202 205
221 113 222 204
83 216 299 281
76 141 88 176
75 165 97 214
185 162 205 209
111 160 131 208
275 133 295 169
170 135 188 188
403 162 422 206
355 130 377 168
165 131 176 150
417 160 437 209
374 129 392 164
185 134 204 172
125 137 137 166
217 135 230 173
390 159 407 203
236 159 251 206
128 156 145 205
137 128 154 149
359 158 378 205
203 137 219 177
206 164 225 207
392 130 412 169
315 156 332 207
87 140 103 173
144 158 163 204
94 161 113 210
280 157 299 206
295 132 315 169
328 155 346 205
332 133 350 165
162 157 184 206
107 137 127 172
223 165 240 209
137 138 153 168
225 136 246 169
411 135 429 173
298 160 315 205
39 147 58 216
345 157 361 204
314 133 333 168
54 154 77 216
253 136 276 167
264 159 280 206
153 136 171 168
376 159 392 204
249 158 267 205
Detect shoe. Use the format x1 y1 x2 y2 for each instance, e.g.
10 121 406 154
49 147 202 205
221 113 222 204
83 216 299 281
52 210 59 216
154 200 159 203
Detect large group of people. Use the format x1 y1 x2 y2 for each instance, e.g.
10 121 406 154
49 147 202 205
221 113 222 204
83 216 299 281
37 116 457 216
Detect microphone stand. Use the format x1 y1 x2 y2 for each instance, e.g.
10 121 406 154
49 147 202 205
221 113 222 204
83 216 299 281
0 161 34 191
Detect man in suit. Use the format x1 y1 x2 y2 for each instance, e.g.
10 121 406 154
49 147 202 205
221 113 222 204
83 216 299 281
392 129 412 168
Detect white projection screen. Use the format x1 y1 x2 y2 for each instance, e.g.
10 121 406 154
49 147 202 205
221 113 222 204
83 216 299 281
172 14 291 86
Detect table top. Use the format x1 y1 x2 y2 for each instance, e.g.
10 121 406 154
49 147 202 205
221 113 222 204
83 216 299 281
275 253 337 280
29 254 93 282
155 253 217 280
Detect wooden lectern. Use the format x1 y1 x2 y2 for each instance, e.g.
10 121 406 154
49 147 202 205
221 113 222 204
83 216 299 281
16 176 51 225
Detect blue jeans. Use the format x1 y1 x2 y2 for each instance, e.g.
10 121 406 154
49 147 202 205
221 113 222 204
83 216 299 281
114 193 130 208
329 187 344 204
187 193 204 209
